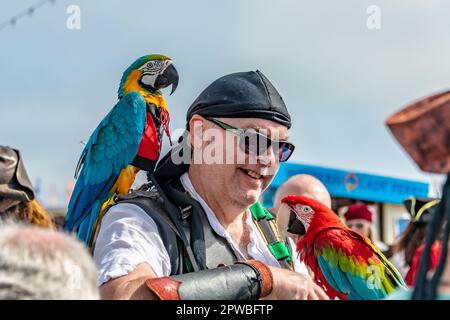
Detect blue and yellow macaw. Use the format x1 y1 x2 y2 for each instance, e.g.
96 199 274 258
280 195 407 300
64 54 179 246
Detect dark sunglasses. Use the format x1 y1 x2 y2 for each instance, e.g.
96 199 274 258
205 117 295 162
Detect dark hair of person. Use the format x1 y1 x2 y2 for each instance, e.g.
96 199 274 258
392 222 429 267
412 174 450 299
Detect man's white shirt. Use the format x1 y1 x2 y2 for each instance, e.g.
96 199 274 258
94 173 309 285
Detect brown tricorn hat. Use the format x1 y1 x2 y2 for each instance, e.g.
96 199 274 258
0 146 35 202
386 90 450 174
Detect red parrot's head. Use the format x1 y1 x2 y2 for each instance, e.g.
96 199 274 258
281 195 342 236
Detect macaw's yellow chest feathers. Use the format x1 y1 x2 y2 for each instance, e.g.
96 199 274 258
122 70 168 110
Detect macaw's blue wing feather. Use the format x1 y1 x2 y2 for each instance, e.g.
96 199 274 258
317 255 386 300
315 229 404 300
64 91 146 236
317 254 353 296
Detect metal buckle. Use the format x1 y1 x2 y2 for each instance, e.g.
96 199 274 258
180 205 192 220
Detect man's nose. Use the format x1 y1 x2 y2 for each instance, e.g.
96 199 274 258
256 145 278 166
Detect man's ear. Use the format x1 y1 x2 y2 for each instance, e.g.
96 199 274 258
188 114 205 149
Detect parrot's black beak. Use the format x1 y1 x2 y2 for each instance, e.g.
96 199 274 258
155 63 179 95
287 210 306 236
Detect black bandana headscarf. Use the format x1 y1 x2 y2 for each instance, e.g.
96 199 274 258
186 70 291 129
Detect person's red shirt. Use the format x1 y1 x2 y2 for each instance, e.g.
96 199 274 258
405 241 442 286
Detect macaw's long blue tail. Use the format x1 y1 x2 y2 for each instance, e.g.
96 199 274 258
64 174 118 245
76 201 102 245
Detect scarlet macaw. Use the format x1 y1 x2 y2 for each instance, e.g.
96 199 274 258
281 195 406 300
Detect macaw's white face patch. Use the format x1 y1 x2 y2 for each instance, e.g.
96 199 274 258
293 203 313 232
139 60 172 87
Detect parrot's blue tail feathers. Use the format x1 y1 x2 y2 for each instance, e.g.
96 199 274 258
64 174 117 236
77 201 102 244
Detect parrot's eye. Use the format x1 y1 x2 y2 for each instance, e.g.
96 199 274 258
141 60 164 76
301 206 312 214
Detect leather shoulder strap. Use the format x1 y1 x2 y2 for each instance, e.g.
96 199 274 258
165 178 239 270
145 177 201 273
109 180 204 274
113 188 186 275
250 201 294 271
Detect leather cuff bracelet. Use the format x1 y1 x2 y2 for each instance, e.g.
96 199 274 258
145 277 182 300
145 260 273 300
240 259 273 298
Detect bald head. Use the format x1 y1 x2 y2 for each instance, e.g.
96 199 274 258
272 174 331 256
272 174 331 212
273 174 331 239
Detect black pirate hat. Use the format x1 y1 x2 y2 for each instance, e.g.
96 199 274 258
403 196 440 225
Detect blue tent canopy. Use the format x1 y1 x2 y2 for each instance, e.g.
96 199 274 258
262 162 429 208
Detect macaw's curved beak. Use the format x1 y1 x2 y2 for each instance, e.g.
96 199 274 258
287 210 306 236
277 203 306 236
279 202 306 236
155 63 179 95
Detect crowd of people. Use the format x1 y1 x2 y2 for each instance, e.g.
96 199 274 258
0 68 448 300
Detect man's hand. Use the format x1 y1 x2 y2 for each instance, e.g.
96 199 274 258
261 266 329 300
99 262 157 300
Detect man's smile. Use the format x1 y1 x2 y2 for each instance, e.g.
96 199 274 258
239 168 263 180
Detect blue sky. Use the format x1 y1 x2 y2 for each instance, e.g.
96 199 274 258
1 0 448 207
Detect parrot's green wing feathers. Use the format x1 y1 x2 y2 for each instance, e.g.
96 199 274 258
315 228 406 300
360 233 406 290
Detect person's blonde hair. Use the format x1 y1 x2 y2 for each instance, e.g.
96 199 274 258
1 199 55 229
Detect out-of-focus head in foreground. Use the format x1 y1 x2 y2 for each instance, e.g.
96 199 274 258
0 224 99 299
